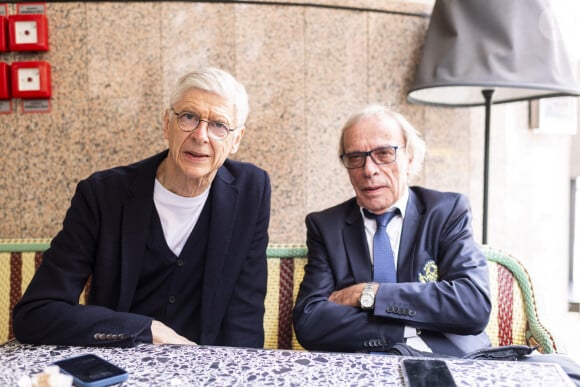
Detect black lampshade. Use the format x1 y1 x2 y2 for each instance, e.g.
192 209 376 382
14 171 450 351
408 0 580 107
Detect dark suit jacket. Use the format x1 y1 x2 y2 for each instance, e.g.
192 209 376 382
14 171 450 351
292 187 491 356
13 150 271 348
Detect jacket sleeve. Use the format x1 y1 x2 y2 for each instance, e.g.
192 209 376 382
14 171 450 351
214 170 271 348
373 193 491 334
13 178 152 347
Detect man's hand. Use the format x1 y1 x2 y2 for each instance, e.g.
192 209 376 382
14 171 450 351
329 282 378 307
151 320 197 345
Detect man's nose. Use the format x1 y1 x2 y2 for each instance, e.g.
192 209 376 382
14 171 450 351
189 120 210 141
362 154 380 172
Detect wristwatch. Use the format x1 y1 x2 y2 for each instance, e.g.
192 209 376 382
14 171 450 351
359 282 375 310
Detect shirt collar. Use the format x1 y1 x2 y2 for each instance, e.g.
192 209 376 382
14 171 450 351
359 186 409 219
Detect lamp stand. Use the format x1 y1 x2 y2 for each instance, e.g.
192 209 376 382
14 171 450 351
481 89 494 245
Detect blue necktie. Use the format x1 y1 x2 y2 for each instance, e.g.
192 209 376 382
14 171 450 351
365 209 398 283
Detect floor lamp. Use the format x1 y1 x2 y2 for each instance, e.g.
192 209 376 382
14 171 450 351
407 0 580 244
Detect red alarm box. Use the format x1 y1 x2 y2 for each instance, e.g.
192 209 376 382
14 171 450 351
11 61 51 99
8 13 49 51
0 62 10 99
0 15 7 52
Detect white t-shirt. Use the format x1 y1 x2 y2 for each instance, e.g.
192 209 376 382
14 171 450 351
153 179 210 256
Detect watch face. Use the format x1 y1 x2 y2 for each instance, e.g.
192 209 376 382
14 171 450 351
360 294 373 308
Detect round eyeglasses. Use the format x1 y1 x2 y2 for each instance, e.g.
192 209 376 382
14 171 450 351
171 108 237 140
340 146 404 169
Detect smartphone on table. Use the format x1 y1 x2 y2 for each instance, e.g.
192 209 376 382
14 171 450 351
53 354 128 387
400 358 457 387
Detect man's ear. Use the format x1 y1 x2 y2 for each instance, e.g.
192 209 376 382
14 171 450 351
230 127 246 154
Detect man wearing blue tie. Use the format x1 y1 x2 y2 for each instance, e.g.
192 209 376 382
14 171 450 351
293 104 491 356
292 104 580 385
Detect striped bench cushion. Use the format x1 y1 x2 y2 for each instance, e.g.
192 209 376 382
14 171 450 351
483 246 558 353
1 241 558 354
264 255 307 350
487 260 527 347
0 250 43 343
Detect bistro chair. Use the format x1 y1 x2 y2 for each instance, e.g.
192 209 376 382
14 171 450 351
264 244 559 354
483 246 558 353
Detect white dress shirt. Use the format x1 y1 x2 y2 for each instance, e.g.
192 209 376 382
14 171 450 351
361 188 431 352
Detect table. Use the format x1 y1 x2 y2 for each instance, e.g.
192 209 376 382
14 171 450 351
0 340 574 386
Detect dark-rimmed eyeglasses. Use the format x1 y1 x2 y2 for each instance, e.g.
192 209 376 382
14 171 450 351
171 108 237 140
340 146 404 169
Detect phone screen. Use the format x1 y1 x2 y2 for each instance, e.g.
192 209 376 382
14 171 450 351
53 354 128 387
400 358 457 387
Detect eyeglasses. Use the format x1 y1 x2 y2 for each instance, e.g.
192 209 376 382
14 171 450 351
171 108 237 140
340 146 404 169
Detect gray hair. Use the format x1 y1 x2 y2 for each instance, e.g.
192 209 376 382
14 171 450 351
169 67 249 128
339 104 426 181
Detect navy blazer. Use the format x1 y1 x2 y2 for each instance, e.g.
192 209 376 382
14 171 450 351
13 150 271 348
293 187 491 356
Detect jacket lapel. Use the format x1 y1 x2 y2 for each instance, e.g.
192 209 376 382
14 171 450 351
117 152 164 311
342 200 373 283
397 188 424 282
201 166 238 338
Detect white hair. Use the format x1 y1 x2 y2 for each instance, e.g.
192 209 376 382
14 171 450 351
169 67 249 127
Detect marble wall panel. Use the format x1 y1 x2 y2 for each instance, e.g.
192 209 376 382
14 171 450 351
86 3 161 99
235 4 306 243
160 2 236 93
48 4 88 106
15 115 59 236
303 7 367 220
85 2 164 171
368 12 427 107
45 3 91 226
0 111 20 237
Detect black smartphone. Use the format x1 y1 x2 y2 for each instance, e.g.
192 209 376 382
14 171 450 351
53 354 128 387
400 358 457 387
